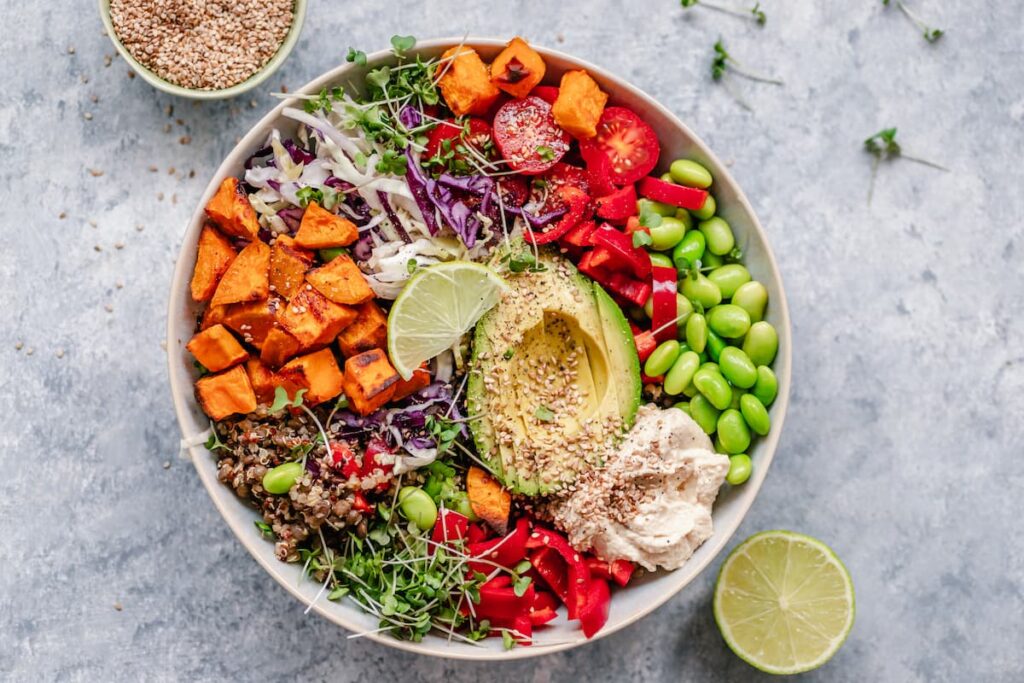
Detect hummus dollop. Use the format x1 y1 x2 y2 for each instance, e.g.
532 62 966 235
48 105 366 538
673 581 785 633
543 404 730 571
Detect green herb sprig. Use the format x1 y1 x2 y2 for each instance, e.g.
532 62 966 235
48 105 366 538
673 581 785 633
711 39 783 111
681 0 766 25
864 127 948 204
882 1 943 43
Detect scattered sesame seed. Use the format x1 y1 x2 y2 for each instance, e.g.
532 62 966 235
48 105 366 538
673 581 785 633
104 304 114 313
80 74 90 84
163 123 172 133
88 168 104 177
135 224 145 232
179 135 191 145
67 46 76 54
168 166 175 175
94 245 102 252
90 94 99 103
56 349 65 359
157 192 164 201
58 211 67 219
114 241 125 250
84 112 93 120
148 165 158 173
127 70 135 79
104 54 112 67
116 280 124 289
89 220 97 228
113 601 123 611
15 342 23 351
188 169 196 178
26 348 35 356
163 461 171 470
160 339 168 351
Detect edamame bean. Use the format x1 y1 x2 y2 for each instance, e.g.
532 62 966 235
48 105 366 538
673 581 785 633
674 209 694 230
693 366 733 410
702 251 725 268
751 366 778 406
683 382 700 398
263 461 304 495
649 253 674 269
660 172 675 183
319 247 346 262
691 193 716 221
718 347 758 388
729 389 745 410
448 491 479 521
680 273 722 308
672 230 706 269
698 217 736 256
732 281 768 322
717 409 751 454
726 454 752 485
664 351 701 396
707 304 752 338
637 198 676 217
674 295 694 328
644 340 681 377
685 313 708 353
398 486 439 530
673 400 690 416
742 321 779 366
700 361 720 373
649 216 688 251
708 264 751 299
669 159 714 189
688 394 720 434
706 329 727 362
740 394 771 436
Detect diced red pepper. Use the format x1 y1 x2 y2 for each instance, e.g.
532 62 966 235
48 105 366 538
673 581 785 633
634 330 657 363
641 373 664 384
526 185 589 245
530 547 569 604
585 557 613 581
351 490 374 514
637 176 708 210
583 146 617 197
467 517 529 573
595 184 637 221
561 219 597 248
578 250 613 283
528 606 558 626
591 226 652 279
527 527 591 620
430 509 469 547
333 438 394 492
588 246 618 270
513 614 533 643
651 265 678 344
578 578 611 638
473 582 536 621
604 272 652 308
610 559 636 587
467 523 490 544
483 574 512 590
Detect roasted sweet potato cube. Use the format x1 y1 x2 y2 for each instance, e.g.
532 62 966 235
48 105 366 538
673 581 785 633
205 177 259 240
342 349 400 415
293 202 358 249
260 326 303 368
210 240 271 307
490 37 546 99
467 466 511 535
552 70 609 139
275 286 357 348
190 225 238 302
245 358 279 405
269 241 311 300
279 348 345 406
306 253 374 305
222 299 277 348
201 304 228 330
391 363 431 402
274 234 316 259
186 324 248 373
336 301 388 358
438 46 501 116
195 365 257 420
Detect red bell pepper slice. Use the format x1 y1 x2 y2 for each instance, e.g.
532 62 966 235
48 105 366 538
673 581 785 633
578 250 613 282
585 557 613 581
513 614 533 642
528 606 558 626
561 219 597 248
591 226 652 279
637 176 708 210
473 582 536 621
651 265 678 343
578 578 611 638
582 145 617 197
333 438 394 492
526 185 589 245
467 523 490 544
530 547 569 604
527 527 591 620
634 330 657 363
641 373 664 384
430 509 469 547
595 184 637 221
604 272 652 308
467 517 529 573
610 559 636 587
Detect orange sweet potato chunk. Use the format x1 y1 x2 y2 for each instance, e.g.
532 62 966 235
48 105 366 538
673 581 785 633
210 240 271 307
342 349 400 415
201 304 228 330
552 70 609 140
190 225 238 302
306 253 374 305
438 46 501 116
293 202 358 249
269 241 311 300
276 286 357 348
391 363 431 403
195 365 257 420
205 177 259 240
279 348 345 406
245 358 279 405
186 324 248 373
222 299 277 348
490 37 546 99
336 301 388 358
260 326 303 368
467 466 511 535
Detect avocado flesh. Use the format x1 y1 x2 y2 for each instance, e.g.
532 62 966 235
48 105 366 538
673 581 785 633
468 249 641 495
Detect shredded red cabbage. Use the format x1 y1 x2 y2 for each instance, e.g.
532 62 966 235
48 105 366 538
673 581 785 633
277 206 304 233
377 191 412 243
282 139 316 165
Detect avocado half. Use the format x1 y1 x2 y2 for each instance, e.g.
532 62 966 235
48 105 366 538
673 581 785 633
466 249 641 495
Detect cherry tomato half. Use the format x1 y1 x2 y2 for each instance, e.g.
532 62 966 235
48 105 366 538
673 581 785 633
579 106 660 185
423 117 494 170
492 96 571 175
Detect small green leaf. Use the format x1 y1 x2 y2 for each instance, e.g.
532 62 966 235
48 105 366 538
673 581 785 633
513 575 532 597
502 630 516 650
367 66 392 91
295 186 324 208
407 258 418 274
391 35 416 56
503 348 514 360
632 230 653 248
254 520 274 538
513 559 532 574
346 47 367 66
536 145 555 162
535 405 555 422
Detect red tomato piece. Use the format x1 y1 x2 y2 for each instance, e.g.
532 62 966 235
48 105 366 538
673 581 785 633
423 117 493 169
637 176 708 210
526 185 589 245
579 107 660 185
532 85 559 104
493 96 571 175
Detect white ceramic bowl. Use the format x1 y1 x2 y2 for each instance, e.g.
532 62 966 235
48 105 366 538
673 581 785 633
166 38 791 660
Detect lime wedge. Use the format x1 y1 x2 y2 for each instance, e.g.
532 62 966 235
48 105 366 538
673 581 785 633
387 261 508 380
714 530 855 675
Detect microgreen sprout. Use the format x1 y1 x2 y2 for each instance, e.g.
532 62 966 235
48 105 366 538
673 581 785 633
710 39 782 111
295 186 324 208
536 145 556 162
269 386 306 413
681 0 766 26
346 47 367 66
204 424 227 452
882 0 944 43
864 127 948 204
390 35 416 57
254 520 274 539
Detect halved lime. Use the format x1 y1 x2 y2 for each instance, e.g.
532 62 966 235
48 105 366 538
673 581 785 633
714 530 855 675
387 261 508 379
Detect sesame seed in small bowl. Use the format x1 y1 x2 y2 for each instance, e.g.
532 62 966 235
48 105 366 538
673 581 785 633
98 0 307 100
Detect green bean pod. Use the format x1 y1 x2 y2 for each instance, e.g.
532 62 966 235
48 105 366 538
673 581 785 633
685 313 708 353
669 159 714 188
680 273 722 309
648 253 674 269
705 329 727 362
649 216 688 251
637 198 677 217
707 304 752 339
726 454 752 485
672 230 706 270
398 486 439 531
708 264 751 299
691 193 716 221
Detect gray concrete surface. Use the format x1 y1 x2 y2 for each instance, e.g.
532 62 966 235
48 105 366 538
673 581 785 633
2 1 1023 680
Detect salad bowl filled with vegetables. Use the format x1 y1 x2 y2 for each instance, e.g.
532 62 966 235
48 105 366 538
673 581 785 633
167 36 790 659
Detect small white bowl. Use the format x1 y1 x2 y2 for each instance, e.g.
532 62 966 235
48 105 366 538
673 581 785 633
166 38 792 660
98 0 307 100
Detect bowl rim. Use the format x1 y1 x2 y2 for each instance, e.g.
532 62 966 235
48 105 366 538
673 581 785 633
97 0 308 100
166 37 792 660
